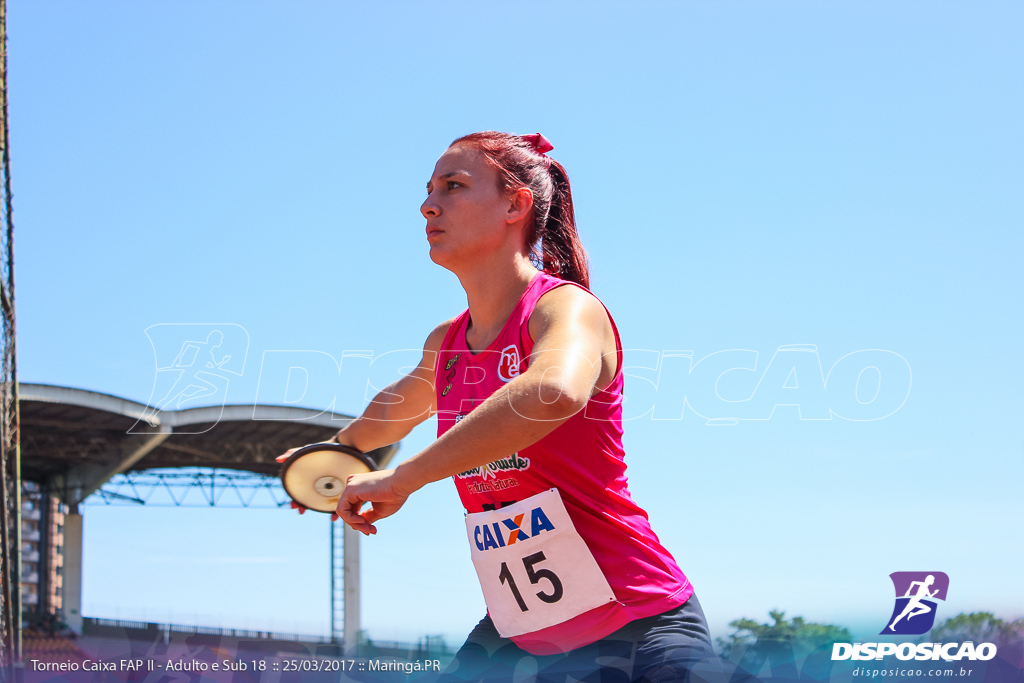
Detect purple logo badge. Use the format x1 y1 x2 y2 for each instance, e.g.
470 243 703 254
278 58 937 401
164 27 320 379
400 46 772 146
882 571 949 635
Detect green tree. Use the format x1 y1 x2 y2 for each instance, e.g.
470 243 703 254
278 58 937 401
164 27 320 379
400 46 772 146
928 612 1024 646
718 609 853 660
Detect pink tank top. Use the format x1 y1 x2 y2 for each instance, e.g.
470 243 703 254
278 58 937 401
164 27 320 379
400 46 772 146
435 272 693 655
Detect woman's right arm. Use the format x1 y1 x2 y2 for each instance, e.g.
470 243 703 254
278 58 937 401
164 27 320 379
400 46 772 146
277 319 454 515
278 318 452 472
329 318 454 452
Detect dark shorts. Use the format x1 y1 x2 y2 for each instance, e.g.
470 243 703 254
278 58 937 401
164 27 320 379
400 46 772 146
437 594 715 683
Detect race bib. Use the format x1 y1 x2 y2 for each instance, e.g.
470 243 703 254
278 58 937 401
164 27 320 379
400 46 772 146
465 489 616 638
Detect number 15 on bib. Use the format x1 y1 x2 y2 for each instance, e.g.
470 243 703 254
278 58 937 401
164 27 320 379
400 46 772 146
465 489 616 638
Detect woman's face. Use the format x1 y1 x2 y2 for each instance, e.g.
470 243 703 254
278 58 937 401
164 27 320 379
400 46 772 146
421 144 524 270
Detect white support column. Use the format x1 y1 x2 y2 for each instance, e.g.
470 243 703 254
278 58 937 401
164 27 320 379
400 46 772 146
343 525 360 656
62 511 84 634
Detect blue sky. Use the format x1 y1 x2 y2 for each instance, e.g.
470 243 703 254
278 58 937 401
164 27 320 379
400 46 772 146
10 1 1023 644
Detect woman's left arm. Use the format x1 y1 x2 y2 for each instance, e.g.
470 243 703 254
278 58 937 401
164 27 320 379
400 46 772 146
338 285 615 534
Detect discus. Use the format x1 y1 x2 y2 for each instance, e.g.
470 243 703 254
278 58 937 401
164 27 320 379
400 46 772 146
279 442 378 513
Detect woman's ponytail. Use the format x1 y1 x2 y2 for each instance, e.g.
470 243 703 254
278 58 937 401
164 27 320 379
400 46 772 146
538 160 590 290
450 131 592 290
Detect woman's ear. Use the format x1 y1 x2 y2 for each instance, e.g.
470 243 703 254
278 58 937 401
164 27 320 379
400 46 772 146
505 188 534 224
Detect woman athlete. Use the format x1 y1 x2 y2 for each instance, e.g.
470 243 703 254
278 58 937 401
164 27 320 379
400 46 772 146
285 131 713 682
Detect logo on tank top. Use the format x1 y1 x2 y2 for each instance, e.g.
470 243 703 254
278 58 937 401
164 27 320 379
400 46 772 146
498 344 521 382
441 353 462 397
472 507 556 551
456 453 531 480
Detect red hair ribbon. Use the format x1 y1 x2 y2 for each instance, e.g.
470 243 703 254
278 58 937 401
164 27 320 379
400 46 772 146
522 132 554 155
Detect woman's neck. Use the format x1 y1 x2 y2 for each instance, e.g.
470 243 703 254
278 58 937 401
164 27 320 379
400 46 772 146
458 255 540 342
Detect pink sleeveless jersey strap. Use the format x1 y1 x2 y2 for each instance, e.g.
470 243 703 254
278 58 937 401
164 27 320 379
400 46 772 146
439 311 469 354
519 274 625 393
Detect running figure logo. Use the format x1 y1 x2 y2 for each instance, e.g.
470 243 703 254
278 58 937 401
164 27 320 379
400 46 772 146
882 571 949 635
133 323 249 434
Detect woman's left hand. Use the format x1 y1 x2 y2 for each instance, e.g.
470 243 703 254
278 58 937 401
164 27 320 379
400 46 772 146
337 469 411 535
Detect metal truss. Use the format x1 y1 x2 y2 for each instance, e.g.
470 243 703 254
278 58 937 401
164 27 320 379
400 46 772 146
87 468 290 508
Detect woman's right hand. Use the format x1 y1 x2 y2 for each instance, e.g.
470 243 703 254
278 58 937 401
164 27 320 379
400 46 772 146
337 469 412 536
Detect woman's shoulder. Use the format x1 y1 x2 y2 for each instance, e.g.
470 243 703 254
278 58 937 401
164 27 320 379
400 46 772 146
526 279 622 393
528 280 614 368
529 281 613 341
423 316 461 354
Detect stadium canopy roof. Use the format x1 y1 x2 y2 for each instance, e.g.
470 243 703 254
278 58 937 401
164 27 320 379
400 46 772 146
19 383 398 510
